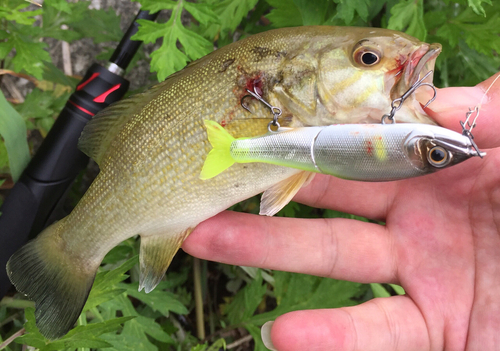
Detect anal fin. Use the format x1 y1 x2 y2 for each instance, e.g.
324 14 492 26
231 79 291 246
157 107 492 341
260 171 316 216
139 228 192 293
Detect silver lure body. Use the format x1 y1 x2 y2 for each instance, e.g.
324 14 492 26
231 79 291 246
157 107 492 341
230 123 482 181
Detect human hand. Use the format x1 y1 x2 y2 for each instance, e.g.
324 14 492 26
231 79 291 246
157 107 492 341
183 73 500 350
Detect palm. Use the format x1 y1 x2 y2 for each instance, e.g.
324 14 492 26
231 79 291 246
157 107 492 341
183 75 500 350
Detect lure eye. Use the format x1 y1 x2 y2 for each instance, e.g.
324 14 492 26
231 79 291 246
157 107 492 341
427 146 451 167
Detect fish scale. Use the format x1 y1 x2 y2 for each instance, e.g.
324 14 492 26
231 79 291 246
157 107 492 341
6 26 441 339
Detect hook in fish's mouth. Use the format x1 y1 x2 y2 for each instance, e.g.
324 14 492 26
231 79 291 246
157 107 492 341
389 42 442 105
405 43 442 87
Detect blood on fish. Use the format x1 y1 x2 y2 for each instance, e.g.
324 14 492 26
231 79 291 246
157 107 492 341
246 76 263 95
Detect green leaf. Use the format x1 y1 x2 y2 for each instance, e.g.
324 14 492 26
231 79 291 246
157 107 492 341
84 256 138 311
324 209 369 222
370 283 391 298
0 90 30 182
336 0 370 24
183 2 219 26
151 30 189 81
202 0 259 39
9 35 51 79
176 24 213 61
14 308 134 351
69 3 122 43
131 0 177 13
225 271 267 325
44 0 72 14
42 62 78 88
389 284 406 295
247 272 367 326
133 19 169 44
387 0 427 41
100 294 174 351
297 0 331 25
265 0 303 27
133 2 215 81
468 0 492 16
123 282 189 316
0 4 41 25
190 338 226 351
0 141 9 173
457 40 499 81
0 40 14 60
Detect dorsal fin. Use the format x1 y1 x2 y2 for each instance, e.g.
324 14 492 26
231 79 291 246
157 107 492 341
78 80 170 166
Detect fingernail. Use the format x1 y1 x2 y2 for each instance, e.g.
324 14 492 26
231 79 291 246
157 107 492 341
261 321 277 351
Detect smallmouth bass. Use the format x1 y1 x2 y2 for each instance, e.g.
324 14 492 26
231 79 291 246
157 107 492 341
7 26 441 339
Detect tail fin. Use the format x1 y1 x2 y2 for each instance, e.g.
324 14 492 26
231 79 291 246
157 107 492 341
200 120 236 180
6 222 97 340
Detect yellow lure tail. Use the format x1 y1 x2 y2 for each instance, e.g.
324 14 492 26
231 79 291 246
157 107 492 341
200 120 237 180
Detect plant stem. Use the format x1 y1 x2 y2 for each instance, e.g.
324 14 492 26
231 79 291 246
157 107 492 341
193 257 205 340
0 297 33 309
0 327 25 350
226 334 253 349
76 314 89 351
0 311 21 328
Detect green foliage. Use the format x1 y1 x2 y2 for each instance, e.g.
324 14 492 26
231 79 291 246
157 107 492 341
0 89 29 182
388 0 426 40
1 1 500 350
0 0 120 179
132 0 215 81
468 0 492 16
15 308 134 351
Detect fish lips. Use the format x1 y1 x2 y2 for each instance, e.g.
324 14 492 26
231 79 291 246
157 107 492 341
396 43 442 96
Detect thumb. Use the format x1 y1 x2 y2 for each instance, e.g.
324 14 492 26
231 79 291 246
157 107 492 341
261 296 431 351
424 73 500 149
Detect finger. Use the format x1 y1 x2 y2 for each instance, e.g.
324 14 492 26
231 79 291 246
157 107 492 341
184 211 397 283
293 173 399 220
425 73 500 148
265 296 430 351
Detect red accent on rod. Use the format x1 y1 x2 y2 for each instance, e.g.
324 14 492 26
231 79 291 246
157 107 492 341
93 84 121 103
77 72 100 91
69 100 95 116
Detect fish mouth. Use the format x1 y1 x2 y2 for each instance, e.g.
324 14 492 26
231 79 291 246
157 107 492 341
394 43 442 98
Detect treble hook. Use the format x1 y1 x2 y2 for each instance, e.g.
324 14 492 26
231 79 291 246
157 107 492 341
382 70 438 124
241 86 283 131
460 106 483 158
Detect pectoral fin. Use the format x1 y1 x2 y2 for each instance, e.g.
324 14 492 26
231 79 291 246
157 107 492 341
260 171 316 216
139 228 192 293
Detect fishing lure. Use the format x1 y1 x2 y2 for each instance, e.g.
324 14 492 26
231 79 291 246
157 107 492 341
200 120 485 181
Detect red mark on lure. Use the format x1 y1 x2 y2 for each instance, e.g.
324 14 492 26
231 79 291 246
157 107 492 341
366 140 373 156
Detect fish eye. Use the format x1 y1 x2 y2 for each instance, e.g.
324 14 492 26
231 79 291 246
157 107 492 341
353 47 381 67
427 146 451 167
361 52 379 65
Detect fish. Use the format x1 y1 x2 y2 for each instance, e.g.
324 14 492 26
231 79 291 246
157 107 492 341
6 26 442 339
200 120 484 187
